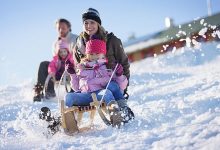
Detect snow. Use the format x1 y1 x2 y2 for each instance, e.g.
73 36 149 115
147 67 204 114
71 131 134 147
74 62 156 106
1 41 220 149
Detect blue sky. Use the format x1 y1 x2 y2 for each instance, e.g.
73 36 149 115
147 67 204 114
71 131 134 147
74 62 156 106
0 0 220 86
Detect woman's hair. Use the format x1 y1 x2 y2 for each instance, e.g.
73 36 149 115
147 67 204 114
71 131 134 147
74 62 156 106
80 57 88 63
81 24 107 42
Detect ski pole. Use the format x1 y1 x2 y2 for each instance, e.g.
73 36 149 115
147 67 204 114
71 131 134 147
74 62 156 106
98 63 118 109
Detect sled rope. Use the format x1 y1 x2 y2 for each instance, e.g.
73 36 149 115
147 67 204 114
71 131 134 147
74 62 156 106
99 63 118 108
57 70 68 105
44 74 54 95
93 63 118 126
91 93 112 126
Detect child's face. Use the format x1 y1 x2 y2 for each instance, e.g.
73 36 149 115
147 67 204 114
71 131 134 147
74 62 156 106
59 48 68 59
87 53 105 61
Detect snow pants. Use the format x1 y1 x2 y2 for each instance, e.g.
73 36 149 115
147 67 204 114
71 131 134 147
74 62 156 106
65 81 124 107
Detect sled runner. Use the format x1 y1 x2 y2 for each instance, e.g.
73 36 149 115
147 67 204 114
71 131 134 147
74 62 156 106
33 72 72 102
44 72 72 94
39 94 134 136
60 93 112 135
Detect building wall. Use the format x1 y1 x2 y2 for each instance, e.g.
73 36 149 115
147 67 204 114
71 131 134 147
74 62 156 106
127 27 220 62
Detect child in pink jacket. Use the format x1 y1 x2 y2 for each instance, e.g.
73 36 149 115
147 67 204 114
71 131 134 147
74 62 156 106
47 39 74 99
65 37 133 127
70 40 128 93
48 39 74 80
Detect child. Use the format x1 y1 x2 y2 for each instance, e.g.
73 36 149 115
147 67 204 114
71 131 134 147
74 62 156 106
65 37 131 126
47 39 74 99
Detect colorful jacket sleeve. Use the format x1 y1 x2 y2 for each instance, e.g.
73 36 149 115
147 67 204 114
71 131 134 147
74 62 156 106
114 75 128 91
106 33 130 80
70 74 80 92
48 56 58 74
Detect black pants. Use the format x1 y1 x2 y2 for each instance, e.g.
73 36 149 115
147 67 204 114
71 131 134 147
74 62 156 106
37 61 55 93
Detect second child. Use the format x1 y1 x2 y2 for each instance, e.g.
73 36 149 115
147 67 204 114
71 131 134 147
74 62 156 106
47 40 74 99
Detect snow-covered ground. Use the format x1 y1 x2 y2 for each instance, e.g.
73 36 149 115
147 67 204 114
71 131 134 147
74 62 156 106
1 41 220 150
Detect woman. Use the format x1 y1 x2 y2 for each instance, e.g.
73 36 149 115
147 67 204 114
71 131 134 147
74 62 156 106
74 8 130 99
70 8 134 123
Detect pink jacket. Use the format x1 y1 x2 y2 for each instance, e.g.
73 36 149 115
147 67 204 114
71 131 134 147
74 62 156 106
48 54 74 74
70 59 128 93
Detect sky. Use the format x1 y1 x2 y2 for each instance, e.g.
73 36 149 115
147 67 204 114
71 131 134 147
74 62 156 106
0 0 220 86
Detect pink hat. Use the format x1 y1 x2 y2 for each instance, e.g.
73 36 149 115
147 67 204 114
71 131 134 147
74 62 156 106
85 39 106 54
55 39 69 54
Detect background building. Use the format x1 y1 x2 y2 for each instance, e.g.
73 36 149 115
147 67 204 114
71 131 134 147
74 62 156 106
124 12 220 62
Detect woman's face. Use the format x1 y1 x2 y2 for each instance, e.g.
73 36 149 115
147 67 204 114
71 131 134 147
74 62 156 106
83 19 99 36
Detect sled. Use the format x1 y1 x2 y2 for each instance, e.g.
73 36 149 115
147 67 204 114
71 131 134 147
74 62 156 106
44 72 72 94
60 93 111 135
36 72 72 102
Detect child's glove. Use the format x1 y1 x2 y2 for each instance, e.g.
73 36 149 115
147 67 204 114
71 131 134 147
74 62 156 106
65 59 75 74
55 71 62 80
93 64 99 70
115 64 124 76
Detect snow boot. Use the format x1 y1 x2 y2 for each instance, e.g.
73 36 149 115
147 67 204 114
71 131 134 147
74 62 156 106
33 83 44 102
39 107 61 135
121 106 135 123
47 117 61 135
117 99 135 123
107 100 123 128
39 107 53 121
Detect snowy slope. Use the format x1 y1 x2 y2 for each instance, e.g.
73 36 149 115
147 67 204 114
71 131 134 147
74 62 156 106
1 42 220 150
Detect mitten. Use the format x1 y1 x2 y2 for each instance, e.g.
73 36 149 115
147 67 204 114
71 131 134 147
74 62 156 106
115 64 124 76
65 59 75 74
93 63 99 70
58 60 65 73
55 71 62 80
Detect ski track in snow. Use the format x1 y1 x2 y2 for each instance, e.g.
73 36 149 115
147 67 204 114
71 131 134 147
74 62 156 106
1 42 220 150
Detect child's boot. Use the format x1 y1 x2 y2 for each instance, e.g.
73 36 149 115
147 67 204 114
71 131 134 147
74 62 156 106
33 83 44 102
117 99 135 123
107 100 123 128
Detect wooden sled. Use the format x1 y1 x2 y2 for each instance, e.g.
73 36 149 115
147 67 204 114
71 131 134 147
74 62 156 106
44 72 72 94
60 93 110 135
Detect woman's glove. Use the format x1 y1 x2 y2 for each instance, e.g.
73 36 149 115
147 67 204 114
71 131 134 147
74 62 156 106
115 64 124 76
93 63 99 70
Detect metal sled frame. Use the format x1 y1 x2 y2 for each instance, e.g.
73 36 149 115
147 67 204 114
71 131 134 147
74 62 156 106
60 93 110 134
44 72 71 95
